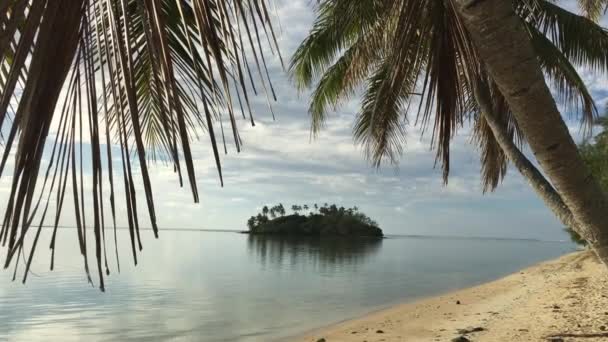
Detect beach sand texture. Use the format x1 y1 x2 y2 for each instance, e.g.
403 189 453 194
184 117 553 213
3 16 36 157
297 251 608 341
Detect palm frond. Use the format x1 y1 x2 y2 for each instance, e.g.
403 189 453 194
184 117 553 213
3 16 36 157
0 0 281 291
353 61 410 167
522 1 608 73
289 0 389 90
576 0 608 20
307 17 388 135
527 22 598 129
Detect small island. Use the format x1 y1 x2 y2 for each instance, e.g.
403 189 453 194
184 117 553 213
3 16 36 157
246 203 383 237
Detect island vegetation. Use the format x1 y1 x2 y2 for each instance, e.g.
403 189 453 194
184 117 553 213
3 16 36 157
246 204 383 237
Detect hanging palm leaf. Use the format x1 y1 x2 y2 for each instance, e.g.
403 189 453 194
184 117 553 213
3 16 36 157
0 0 282 291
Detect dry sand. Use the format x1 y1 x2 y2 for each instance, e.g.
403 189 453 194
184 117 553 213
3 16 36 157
296 251 608 342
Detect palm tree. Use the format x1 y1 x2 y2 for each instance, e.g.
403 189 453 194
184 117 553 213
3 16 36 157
247 217 257 231
290 0 608 262
277 203 286 217
458 0 608 263
0 0 281 290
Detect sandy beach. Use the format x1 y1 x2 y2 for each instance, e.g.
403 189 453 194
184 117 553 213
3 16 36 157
297 250 608 342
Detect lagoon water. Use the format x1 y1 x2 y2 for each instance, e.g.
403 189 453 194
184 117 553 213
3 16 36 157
0 230 575 341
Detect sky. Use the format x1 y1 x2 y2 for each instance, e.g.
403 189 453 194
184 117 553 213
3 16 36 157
2 0 608 241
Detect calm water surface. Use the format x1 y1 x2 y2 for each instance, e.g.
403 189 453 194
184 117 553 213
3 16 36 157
0 231 575 341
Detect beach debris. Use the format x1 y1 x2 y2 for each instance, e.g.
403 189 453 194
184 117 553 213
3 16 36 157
451 337 471 342
456 300 461 305
376 329 385 334
600 325 607 331
457 327 485 334
316 338 326 342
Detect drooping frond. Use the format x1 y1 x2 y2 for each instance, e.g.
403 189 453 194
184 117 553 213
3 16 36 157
473 114 509 193
522 1 608 73
307 14 390 135
353 61 410 167
470 80 517 192
414 0 479 182
527 23 598 128
576 0 608 20
0 0 281 291
289 0 389 90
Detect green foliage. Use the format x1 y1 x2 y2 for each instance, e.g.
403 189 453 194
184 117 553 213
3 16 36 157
580 116 608 191
247 204 383 237
564 227 588 246
569 115 608 245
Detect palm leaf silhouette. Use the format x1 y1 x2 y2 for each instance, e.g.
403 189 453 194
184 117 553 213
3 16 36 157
0 0 281 291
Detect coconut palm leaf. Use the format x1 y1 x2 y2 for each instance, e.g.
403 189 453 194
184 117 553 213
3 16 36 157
576 0 608 20
306 17 389 136
289 0 389 91
528 23 597 127
353 59 412 167
0 0 281 291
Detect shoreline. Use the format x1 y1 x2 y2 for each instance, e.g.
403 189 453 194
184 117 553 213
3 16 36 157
295 250 608 342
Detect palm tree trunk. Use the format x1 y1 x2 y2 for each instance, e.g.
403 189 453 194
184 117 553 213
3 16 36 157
472 80 579 231
455 0 608 262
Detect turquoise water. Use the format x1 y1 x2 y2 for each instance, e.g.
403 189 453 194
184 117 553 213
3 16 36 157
0 231 575 341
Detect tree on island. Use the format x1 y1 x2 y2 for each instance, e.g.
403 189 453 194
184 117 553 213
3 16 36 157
291 205 304 215
277 204 286 217
247 204 382 237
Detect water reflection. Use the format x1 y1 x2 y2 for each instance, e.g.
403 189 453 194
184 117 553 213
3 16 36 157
247 235 383 271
